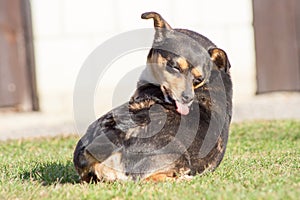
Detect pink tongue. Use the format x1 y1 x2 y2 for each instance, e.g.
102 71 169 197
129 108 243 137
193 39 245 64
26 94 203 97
175 101 190 115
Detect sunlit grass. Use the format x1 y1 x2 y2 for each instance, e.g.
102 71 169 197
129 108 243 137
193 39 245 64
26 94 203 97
0 120 299 199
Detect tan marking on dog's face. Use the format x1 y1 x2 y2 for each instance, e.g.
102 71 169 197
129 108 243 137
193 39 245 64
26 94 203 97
147 53 168 83
193 81 206 90
147 52 167 66
156 53 168 65
191 68 202 78
176 57 189 71
192 68 206 89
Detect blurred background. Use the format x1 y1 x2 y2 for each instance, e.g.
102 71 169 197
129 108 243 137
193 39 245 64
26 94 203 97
0 0 300 139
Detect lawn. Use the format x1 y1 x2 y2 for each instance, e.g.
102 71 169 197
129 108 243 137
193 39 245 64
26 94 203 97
0 120 299 200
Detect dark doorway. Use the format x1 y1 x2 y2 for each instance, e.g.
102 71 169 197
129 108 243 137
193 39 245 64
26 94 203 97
0 0 39 111
253 0 300 93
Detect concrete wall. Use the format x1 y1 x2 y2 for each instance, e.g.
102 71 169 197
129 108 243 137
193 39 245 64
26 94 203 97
31 0 255 117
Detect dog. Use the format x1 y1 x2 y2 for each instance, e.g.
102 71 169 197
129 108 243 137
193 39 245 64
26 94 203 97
73 12 232 182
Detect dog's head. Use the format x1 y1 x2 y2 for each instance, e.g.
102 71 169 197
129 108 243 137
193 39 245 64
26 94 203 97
140 12 229 115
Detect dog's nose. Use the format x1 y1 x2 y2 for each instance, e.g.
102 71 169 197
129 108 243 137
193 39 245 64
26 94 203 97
182 92 193 104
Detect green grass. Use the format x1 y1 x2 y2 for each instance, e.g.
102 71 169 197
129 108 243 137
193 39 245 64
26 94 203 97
0 120 299 200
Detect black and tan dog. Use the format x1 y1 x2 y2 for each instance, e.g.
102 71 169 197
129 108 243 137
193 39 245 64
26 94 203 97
73 12 232 182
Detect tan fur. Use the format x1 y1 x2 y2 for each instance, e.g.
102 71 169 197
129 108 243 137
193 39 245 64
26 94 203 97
141 12 172 29
143 53 167 85
193 81 206 90
129 99 156 112
81 150 128 182
144 167 192 182
210 48 226 69
93 152 129 182
144 171 175 182
191 68 202 77
216 137 224 153
78 150 99 182
176 57 189 70
192 68 207 89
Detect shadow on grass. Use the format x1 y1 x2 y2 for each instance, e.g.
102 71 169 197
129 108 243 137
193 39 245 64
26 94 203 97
20 161 80 185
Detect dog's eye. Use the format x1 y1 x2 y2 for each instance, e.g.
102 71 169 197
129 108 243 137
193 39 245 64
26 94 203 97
167 60 180 73
193 77 204 86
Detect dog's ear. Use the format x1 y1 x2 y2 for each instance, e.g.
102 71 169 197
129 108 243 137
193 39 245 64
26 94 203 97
208 48 231 73
141 12 172 43
141 12 172 29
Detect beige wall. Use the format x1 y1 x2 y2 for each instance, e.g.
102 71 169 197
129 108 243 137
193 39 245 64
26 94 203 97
31 0 255 116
